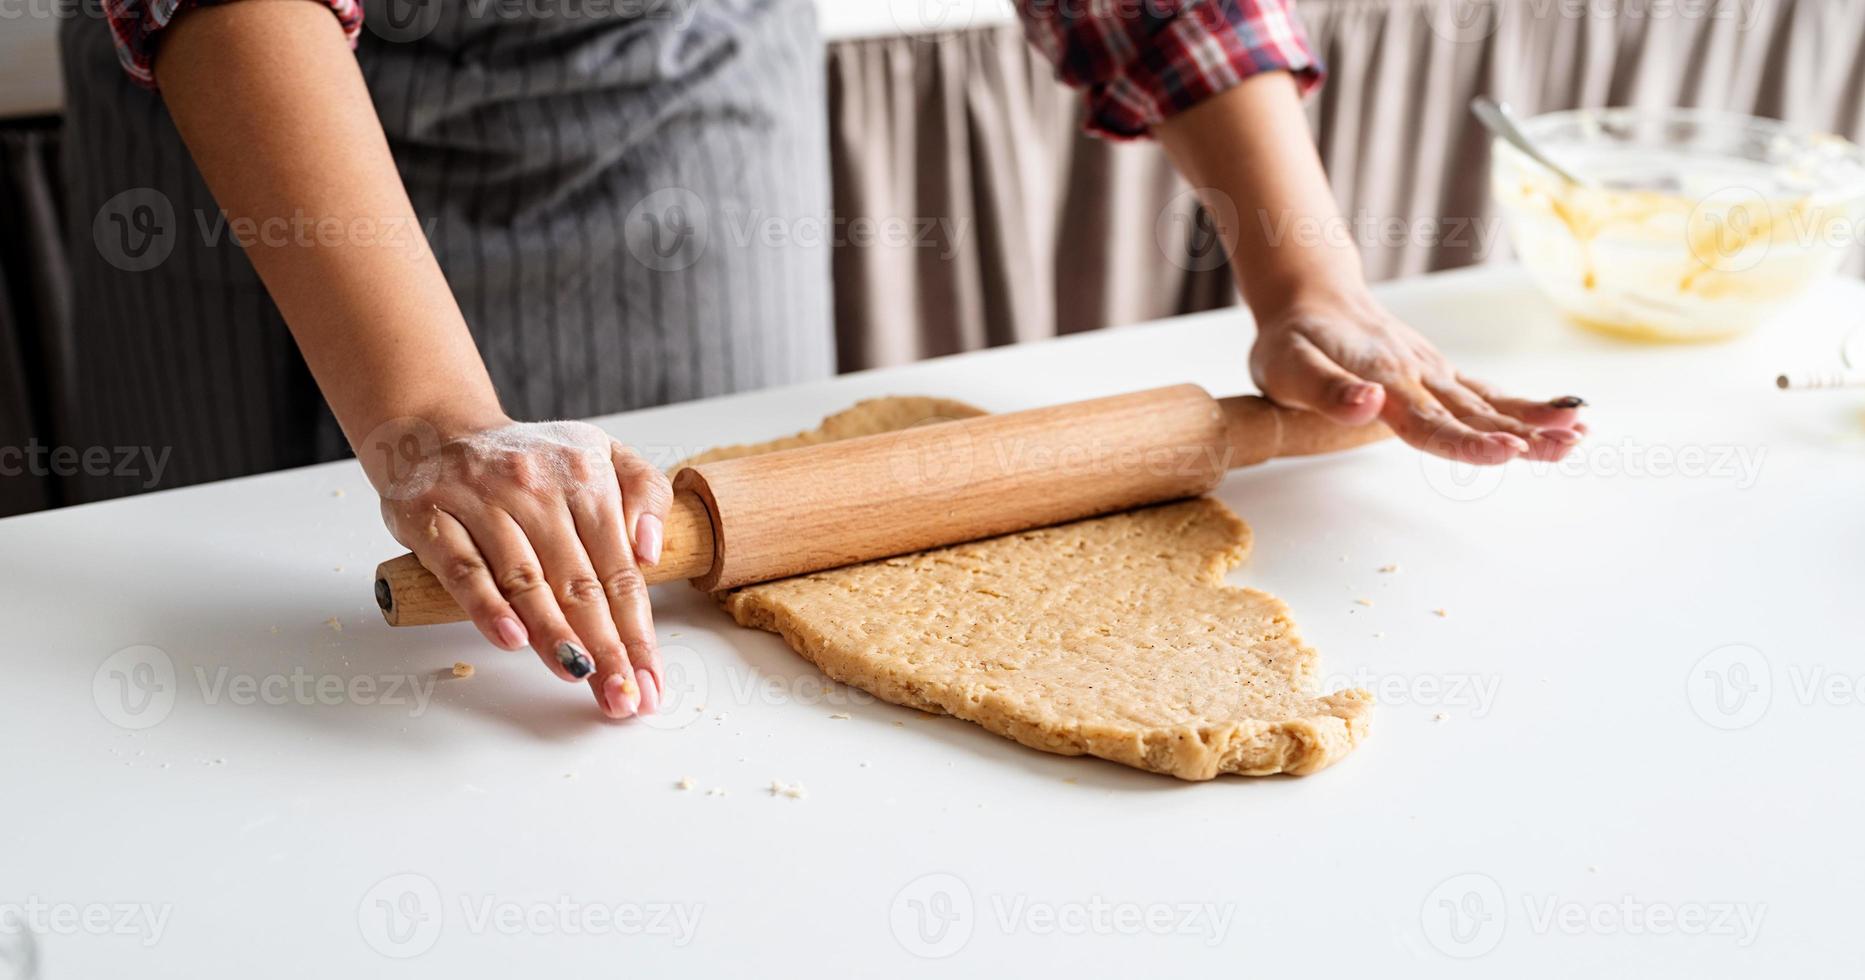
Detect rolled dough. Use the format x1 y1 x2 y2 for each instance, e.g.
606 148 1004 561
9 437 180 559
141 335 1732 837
688 398 1371 780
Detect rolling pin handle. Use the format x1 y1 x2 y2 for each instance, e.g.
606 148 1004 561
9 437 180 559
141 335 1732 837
372 492 719 626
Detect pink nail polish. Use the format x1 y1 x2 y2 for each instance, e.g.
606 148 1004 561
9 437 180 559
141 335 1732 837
636 514 664 566
494 616 527 650
635 668 660 715
605 672 640 718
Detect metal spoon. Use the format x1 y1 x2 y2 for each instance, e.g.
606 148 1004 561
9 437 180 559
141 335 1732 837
1471 96 1592 188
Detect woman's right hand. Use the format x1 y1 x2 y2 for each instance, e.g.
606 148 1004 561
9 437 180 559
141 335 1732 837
366 416 673 719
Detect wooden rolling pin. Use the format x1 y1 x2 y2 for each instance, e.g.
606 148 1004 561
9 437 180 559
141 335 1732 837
375 384 1388 625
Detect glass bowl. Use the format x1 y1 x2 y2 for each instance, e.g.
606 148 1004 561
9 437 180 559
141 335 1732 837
1491 108 1865 342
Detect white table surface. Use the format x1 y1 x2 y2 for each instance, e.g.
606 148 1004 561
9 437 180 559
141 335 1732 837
4 265 1863 976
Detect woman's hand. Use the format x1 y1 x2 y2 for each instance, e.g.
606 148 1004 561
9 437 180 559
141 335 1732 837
1153 72 1587 464
373 418 672 719
1251 290 1586 464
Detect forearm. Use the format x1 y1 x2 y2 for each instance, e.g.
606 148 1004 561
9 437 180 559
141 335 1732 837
1152 71 1584 462
1153 71 1369 317
154 0 503 484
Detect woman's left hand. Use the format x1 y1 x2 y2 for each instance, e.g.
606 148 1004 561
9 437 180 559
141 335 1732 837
1249 289 1587 464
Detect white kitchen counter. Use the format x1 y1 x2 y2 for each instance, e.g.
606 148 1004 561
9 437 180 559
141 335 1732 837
3 265 1862 976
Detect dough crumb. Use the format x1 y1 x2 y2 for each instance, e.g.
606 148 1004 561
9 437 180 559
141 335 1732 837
676 776 695 791
1354 597 1374 607
564 772 578 779
706 787 726 797
1378 563 1399 573
1372 631 1385 639
324 617 343 633
828 713 850 720
331 488 345 498
451 662 474 679
769 779 806 799
1432 608 1449 618
1587 864 1599 873
1432 712 1450 722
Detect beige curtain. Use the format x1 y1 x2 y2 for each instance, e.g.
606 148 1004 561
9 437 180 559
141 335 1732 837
826 27 1234 369
826 0 1865 370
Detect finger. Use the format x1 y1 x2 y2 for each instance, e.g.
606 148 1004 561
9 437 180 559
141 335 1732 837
1252 332 1386 425
465 509 597 686
571 486 663 716
1376 378 1525 464
612 442 674 567
1425 378 1576 463
406 508 528 652
1458 374 1588 429
511 501 641 719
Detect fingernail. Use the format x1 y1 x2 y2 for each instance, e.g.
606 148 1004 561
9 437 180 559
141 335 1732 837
1343 383 1379 406
635 668 660 715
605 672 640 718
1489 432 1530 454
494 616 527 650
1549 395 1587 409
556 641 594 679
636 514 664 566
1535 426 1581 445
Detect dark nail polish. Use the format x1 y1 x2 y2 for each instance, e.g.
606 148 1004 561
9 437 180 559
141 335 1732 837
556 641 594 678
1549 396 1587 409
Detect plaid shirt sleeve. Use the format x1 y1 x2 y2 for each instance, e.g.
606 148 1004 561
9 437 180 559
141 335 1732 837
1016 0 1324 141
105 0 365 89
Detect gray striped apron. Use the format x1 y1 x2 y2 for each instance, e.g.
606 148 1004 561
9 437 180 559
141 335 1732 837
57 0 834 502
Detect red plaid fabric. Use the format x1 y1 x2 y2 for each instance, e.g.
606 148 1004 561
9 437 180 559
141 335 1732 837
105 0 363 88
1016 0 1324 140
